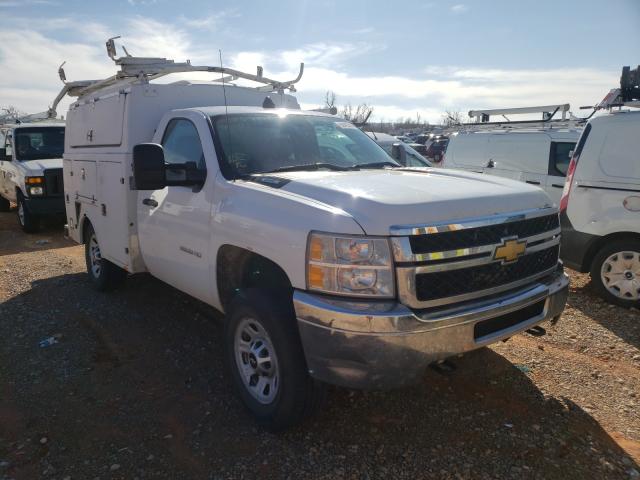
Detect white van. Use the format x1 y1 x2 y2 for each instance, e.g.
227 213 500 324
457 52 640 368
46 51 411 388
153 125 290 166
560 109 640 307
442 129 580 205
0 123 66 232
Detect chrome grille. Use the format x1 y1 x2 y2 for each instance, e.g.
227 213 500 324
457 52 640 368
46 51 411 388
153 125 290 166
391 208 561 309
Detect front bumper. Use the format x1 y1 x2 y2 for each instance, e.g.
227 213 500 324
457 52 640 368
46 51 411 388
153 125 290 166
294 269 569 389
24 196 65 216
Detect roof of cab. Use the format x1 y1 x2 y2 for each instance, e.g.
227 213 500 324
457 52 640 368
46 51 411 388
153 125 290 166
185 106 337 118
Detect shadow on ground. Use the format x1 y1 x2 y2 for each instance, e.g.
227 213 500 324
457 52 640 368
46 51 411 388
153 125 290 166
0 270 637 479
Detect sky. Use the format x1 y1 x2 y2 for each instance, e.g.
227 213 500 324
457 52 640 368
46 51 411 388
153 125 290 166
0 0 638 123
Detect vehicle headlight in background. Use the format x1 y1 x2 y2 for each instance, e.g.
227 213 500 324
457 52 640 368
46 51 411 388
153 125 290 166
307 233 395 298
26 177 45 196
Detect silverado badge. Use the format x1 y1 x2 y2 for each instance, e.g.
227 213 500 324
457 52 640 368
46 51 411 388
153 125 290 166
494 238 527 264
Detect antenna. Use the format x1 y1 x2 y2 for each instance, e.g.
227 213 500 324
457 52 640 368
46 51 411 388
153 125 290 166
219 49 234 172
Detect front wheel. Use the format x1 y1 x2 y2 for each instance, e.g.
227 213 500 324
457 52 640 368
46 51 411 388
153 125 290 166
84 223 127 291
591 240 640 308
224 289 325 431
16 192 39 233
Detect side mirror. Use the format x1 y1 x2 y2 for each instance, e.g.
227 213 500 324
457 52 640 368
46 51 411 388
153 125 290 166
568 150 574 158
133 143 166 190
0 147 6 161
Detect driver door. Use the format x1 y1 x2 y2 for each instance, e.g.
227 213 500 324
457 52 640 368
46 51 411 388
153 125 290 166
136 113 214 303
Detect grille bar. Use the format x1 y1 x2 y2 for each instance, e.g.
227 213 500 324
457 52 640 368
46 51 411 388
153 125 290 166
409 214 559 255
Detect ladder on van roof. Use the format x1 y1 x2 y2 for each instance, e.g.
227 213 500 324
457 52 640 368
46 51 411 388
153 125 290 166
452 104 585 133
47 37 304 119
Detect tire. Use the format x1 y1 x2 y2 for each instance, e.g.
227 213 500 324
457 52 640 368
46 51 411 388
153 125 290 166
590 239 640 308
0 195 10 212
16 192 39 233
84 223 127 291
224 288 325 431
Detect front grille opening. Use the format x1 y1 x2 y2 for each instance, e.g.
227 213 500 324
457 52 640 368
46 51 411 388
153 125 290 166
44 168 64 197
409 214 559 254
473 300 545 340
415 245 559 302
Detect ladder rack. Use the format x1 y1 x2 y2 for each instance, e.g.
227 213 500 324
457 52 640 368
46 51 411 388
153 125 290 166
48 37 304 118
468 104 570 122
452 103 585 133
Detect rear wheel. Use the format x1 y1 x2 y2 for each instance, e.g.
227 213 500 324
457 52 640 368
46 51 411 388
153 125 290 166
591 240 640 308
0 195 10 212
84 223 127 291
16 192 39 233
224 289 325 431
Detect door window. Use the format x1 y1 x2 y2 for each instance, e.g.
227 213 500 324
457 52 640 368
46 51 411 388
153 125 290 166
548 141 576 176
162 118 206 183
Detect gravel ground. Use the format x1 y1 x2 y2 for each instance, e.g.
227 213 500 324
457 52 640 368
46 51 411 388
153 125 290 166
0 210 638 480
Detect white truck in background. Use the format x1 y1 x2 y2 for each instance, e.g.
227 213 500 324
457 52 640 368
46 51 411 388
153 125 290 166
0 121 66 232
442 105 582 205
53 39 569 430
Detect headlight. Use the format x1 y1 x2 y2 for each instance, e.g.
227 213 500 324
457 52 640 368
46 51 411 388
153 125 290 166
26 176 45 196
307 232 395 298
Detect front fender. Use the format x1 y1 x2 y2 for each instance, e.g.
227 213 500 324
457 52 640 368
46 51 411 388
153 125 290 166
209 174 364 307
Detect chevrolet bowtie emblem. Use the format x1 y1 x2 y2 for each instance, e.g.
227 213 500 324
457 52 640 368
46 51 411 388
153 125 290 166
494 238 527 263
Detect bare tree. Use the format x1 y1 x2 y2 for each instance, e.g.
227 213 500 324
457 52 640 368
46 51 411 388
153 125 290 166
441 110 465 127
324 91 336 110
341 102 374 126
1 105 26 122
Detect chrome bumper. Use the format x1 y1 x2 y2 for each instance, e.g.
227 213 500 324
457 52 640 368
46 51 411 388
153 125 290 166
294 269 569 389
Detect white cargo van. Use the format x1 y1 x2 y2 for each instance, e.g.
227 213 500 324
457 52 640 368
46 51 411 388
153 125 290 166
560 72 640 307
443 129 580 204
54 40 568 430
0 122 66 232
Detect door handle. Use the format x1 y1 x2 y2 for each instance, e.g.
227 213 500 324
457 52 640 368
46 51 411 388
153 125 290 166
142 198 158 207
551 184 564 188
525 180 541 185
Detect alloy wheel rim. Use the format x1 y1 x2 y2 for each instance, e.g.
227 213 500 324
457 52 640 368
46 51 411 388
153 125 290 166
234 317 279 405
601 250 640 301
89 234 102 278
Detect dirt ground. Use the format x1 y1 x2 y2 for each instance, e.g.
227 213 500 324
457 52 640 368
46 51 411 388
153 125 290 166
0 209 638 480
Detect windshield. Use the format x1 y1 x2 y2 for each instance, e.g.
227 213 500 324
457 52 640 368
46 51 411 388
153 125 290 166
14 127 64 161
212 113 398 177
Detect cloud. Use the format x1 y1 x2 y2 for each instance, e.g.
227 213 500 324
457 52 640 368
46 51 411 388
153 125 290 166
179 9 240 31
451 4 468 14
0 13 619 124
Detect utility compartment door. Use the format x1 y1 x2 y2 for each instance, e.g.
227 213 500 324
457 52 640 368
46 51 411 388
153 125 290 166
67 93 126 147
71 160 97 203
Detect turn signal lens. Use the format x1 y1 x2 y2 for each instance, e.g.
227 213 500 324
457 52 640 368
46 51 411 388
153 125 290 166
26 176 44 185
307 264 326 289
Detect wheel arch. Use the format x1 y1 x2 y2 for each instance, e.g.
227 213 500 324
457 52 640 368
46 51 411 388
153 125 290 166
585 231 640 271
216 244 293 313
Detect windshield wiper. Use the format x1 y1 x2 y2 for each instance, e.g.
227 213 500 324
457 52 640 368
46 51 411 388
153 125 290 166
266 162 353 173
350 161 399 170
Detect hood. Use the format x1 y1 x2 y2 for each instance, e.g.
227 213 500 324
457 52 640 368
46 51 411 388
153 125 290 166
273 168 553 235
18 158 63 174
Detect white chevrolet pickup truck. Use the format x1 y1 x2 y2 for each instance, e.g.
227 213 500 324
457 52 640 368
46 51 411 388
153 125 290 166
54 42 568 430
0 123 66 232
